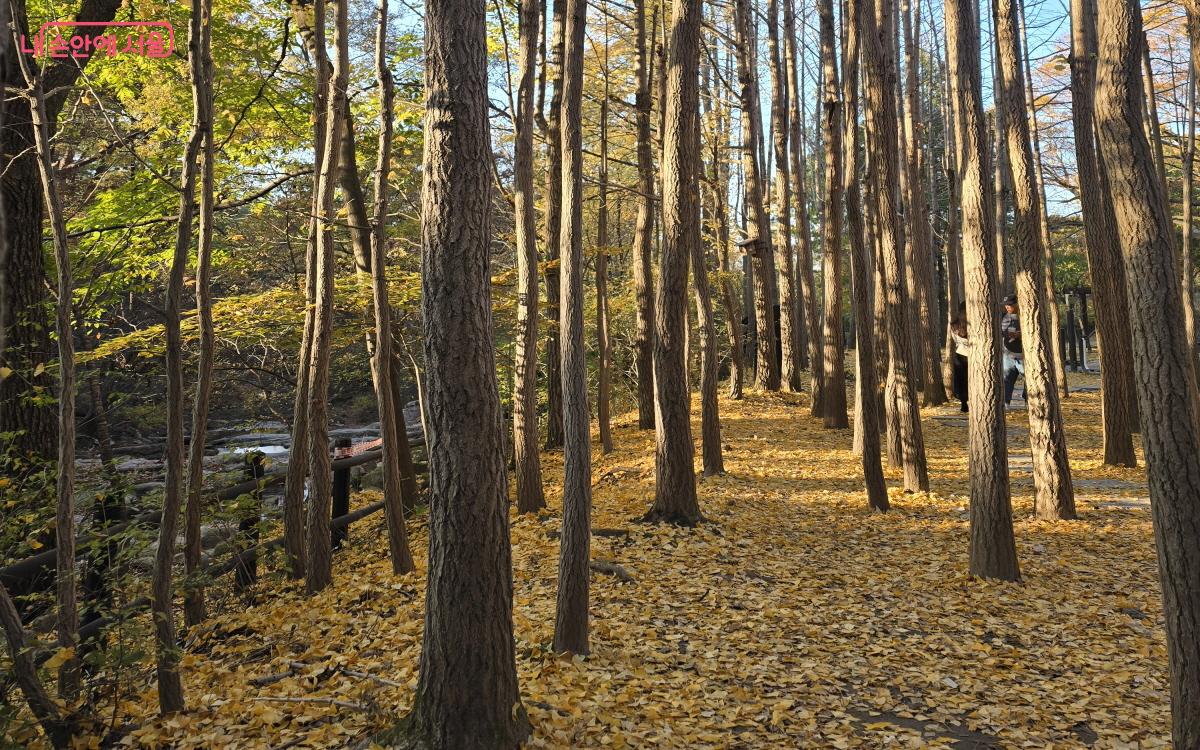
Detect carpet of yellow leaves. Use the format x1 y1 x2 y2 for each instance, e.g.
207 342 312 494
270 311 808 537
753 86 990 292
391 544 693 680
29 374 1175 748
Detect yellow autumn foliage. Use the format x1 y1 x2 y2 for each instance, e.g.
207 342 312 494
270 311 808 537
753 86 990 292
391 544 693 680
5 373 1169 748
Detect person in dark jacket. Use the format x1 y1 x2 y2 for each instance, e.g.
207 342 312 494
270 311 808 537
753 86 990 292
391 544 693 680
950 302 969 412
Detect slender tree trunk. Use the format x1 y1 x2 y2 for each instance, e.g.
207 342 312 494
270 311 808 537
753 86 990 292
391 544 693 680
514 0 546 511
819 0 848 428
150 0 210 711
15 41 79 699
994 0 1076 520
792 2 821 383
902 0 945 405
1095 0 1200 740
543 0 566 449
696 69 724 477
1140 39 1167 195
1069 0 1138 466
0 581 78 748
596 36 613 456
370 0 416 574
648 0 704 525
945 0 1020 581
391 0 529 735
281 0 331 581
784 0 811 389
844 0 889 510
863 0 928 491
183 0 217 628
735 0 780 391
768 0 799 395
633 0 658 427
1016 0 1068 400
941 31 966 396
306 0 348 595
1183 16 1199 388
553 0 591 655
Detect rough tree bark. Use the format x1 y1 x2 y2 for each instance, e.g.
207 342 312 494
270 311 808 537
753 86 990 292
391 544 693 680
1018 0 1069 399
386 0 529 735
1095 0 1200 741
513 0 547 511
648 0 704 525
819 0 849 428
734 0 780 391
902 0 946 405
305 0 348 595
553 0 592 656
767 0 799 394
543 0 566 448
1069 0 1138 467
945 0 1020 581
844 0 890 510
994 0 1076 520
632 0 658 426
862 0 928 491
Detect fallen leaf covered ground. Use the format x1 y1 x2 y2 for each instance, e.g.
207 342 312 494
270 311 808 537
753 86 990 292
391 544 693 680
10 373 1172 748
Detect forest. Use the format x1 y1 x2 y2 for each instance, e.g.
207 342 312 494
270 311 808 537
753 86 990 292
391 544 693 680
0 0 1199 745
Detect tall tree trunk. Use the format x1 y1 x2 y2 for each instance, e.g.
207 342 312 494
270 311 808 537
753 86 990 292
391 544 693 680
14 40 79 698
183 0 217 628
392 0 528 735
280 0 331 581
862 0 928 491
151 0 210 711
553 0 591 656
370 0 416 574
1095 0 1200 740
1018 0 1069 399
1069 0 1138 466
596 34 613 456
819 0 848 428
791 1 821 383
941 30 966 397
305 0 348 595
902 0 946 405
633 0 658 426
844 0 890 510
945 0 1020 581
514 0 547 511
734 0 780 391
994 0 1076 520
1140 39 1167 194
648 0 704 525
696 66 724 477
768 0 799 395
543 0 566 448
1182 16 1199 388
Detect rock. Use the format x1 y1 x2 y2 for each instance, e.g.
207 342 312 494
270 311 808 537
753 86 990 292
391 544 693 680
116 457 162 472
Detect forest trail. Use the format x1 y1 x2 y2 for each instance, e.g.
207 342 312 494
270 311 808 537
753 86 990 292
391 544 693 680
97 373 1166 749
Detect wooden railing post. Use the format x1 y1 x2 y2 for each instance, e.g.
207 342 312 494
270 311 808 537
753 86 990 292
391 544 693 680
234 451 265 590
331 437 352 550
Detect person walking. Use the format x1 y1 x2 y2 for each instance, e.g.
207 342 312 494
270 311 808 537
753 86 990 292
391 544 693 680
1001 294 1024 407
950 302 970 412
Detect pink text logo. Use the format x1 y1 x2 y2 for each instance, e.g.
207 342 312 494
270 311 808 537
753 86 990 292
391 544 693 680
20 21 175 60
